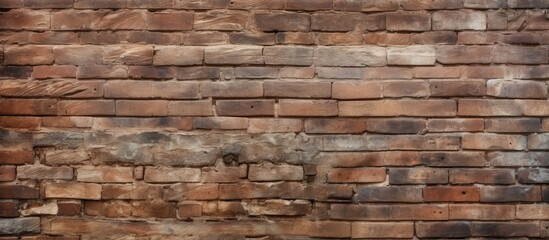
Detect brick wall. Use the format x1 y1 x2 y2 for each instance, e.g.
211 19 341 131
1 0 549 239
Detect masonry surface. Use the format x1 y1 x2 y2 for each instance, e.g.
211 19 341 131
0 0 549 239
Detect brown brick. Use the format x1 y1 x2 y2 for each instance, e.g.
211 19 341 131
45 182 101 200
247 199 311 216
518 168 549 183
183 32 229 45
263 46 314 66
286 0 331 10
0 201 18 217
80 31 128 44
279 100 338 117
0 166 16 182
0 99 58 116
219 182 352 200
205 45 263 65
517 204 549 219
104 81 199 99
152 46 203 66
389 168 448 184
0 185 39 199
84 200 132 218
234 67 278 78
305 118 366 134
450 169 515 184
0 116 41 129
216 100 275 116
332 81 382 99
177 201 202 218
315 46 386 67
471 222 540 237
77 166 133 183
412 31 458 44
387 12 431 31
339 100 456 117
193 117 248 130
195 10 247 31
59 100 115 116
201 81 263 98
128 31 182 45
103 45 153 65
313 151 422 167
529 133 549 150
0 150 34 165
427 118 484 132
276 32 315 45
487 80 548 98
366 118 426 134
462 134 527 150
480 186 541 202
177 67 219 80
390 204 449 220
413 66 461 78
148 11 193 30
202 165 241 183
229 0 283 9
17 165 73 180
387 46 435 65
317 32 363 45
249 163 303 181
433 10 486 30
317 67 364 79
357 186 422 202
494 46 548 64
74 0 126 8
57 200 81 216
327 168 386 183
424 186 480 202
175 0 227 9
168 100 213 116
416 221 471 238
353 222 413 239
311 13 358 32
485 118 541 133
53 10 146 30
450 204 514 220
102 184 163 200
364 32 413 45
0 10 50 30
53 45 103 65
383 80 430 97
437 45 493 64
229 32 275 45
462 66 505 79
488 152 549 167
511 65 549 79
34 65 77 79
77 65 128 79
132 201 176 218
264 81 331 98
254 12 310 32
458 99 522 116
0 80 103 99
402 0 463 10
115 100 168 116
329 204 389 220
129 66 174 79
458 32 502 44
365 67 413 79
248 118 302 133
164 183 219 201
430 80 486 97
144 166 200 183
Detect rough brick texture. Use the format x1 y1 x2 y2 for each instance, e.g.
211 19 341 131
0 1 548 239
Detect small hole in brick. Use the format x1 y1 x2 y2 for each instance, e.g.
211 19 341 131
250 105 254 109
461 191 466 195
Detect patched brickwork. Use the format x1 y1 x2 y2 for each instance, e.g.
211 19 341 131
1 0 549 239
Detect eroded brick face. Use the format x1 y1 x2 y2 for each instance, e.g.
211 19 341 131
0 0 548 239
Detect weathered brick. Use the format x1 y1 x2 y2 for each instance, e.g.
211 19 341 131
254 12 310 32
248 163 303 181
128 31 182 45
193 117 248 130
316 32 362 45
147 11 193 30
386 12 431 31
0 201 18 217
0 217 40 235
177 202 202 218
132 201 176 218
480 186 541 202
416 221 471 238
387 46 436 65
77 65 128 79
17 165 73 180
389 168 448 184
450 169 515 184
518 168 549 183
494 46 548 64
276 32 315 44
508 0 549 8
352 222 414 238
314 46 386 67
311 13 359 32
219 182 352 200
450 204 514 220
183 32 229 45
357 186 422 202
4 46 53 65
263 46 313 66
85 200 132 218
216 100 275 116
383 80 429 97
201 81 263 98
246 199 311 216
488 151 549 167
175 0 227 9
424 186 480 202
487 80 547 99
529 133 549 149
332 81 382 99
462 134 527 150
516 204 549 219
115 100 168 116
437 45 493 64
177 67 219 80
129 66 174 79
59 100 115 116
430 80 486 97
195 10 247 30
164 183 218 200
0 80 103 99
485 118 541 133
144 166 201 183
471 222 540 237
413 66 461 78
105 81 199 99
0 185 39 199
329 204 389 220
205 45 263 64
45 149 90 165
458 99 549 116
228 0 284 9
511 65 549 79
366 118 426 134
339 100 456 117
0 99 58 116
305 118 367 134
0 116 40 129
102 45 153 65
327 168 386 183
313 152 421 167
367 67 413 79
229 32 275 45
321 135 460 151
278 100 338 117
45 182 101 200
77 166 133 183
152 46 203 66
234 67 278 78
428 118 484 132
168 100 213 116
0 10 50 30
317 67 364 79
0 166 16 182
248 118 302 133
102 183 163 200
433 10 486 30
53 10 146 30
264 81 331 98
364 32 413 45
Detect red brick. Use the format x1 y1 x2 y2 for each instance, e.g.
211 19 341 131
102 45 153 65
471 222 540 237
164 183 219 201
516 204 549 219
59 100 115 116
339 100 456 117
0 80 103 99
264 81 331 98
332 81 382 99
193 117 248 130
254 12 310 32
481 186 541 202
175 0 227 9
195 10 247 30
313 151 422 167
487 79 548 98
168 100 213 117
246 118 302 134
0 10 50 30
115 100 168 116
416 221 471 238
52 10 146 30
18 165 73 180
0 150 34 165
4 46 53 65
132 201 176 218
0 185 39 199
427 118 484 132
450 204 515 220
430 80 486 97
0 166 16 182
424 186 480 202
386 12 431 31
248 163 303 181
42 116 93 128
74 0 126 8
229 0 283 9
462 66 505 79
216 100 275 116
485 118 541 133
402 0 463 10
462 134 527 150
129 66 174 79
278 100 338 117
357 186 422 202
177 202 202 218
0 99 58 116
437 46 493 64
84 200 132 218
102 184 162 200
0 116 41 129
317 32 363 45
352 222 414 239
201 81 263 98
304 118 366 134
77 166 133 183
450 169 515 184
57 201 81 216
389 168 448 184
327 168 386 183
390 204 449 220
364 32 413 45
147 11 193 30
0 201 19 217
34 65 77 79
383 80 429 97
286 0 331 10
45 182 101 200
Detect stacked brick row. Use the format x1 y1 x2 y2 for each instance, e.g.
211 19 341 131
0 0 548 239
